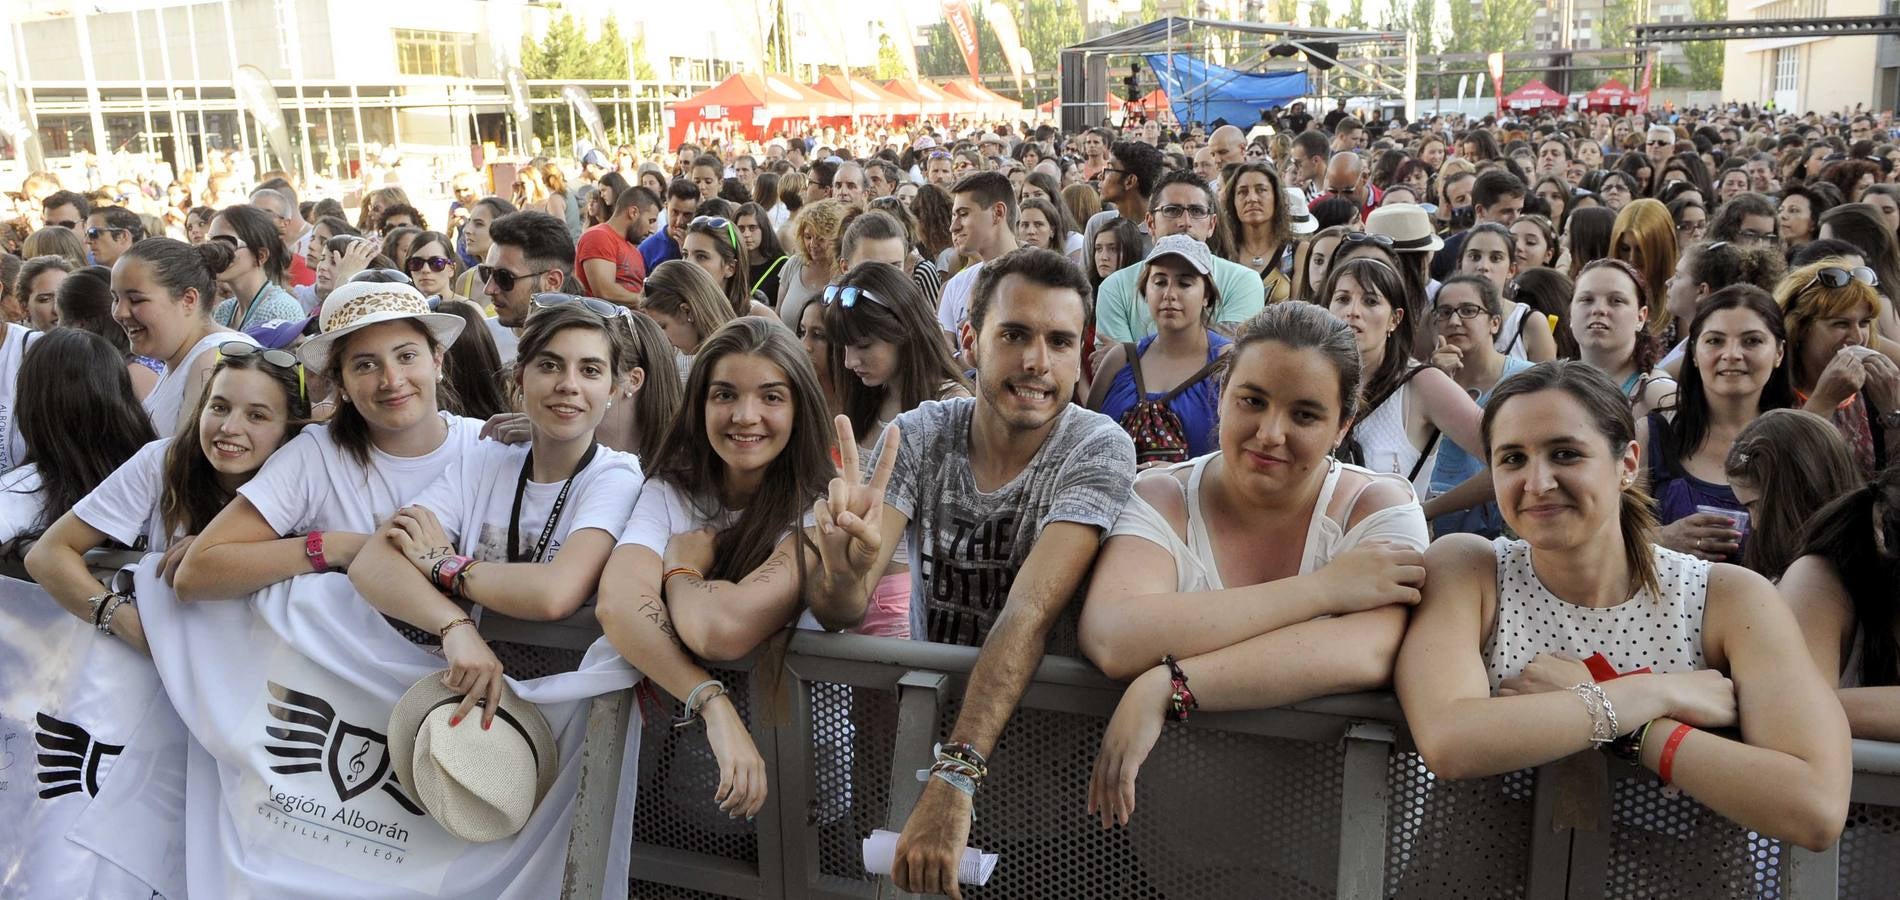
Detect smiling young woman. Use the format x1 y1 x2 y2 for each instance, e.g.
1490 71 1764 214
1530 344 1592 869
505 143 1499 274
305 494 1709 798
1397 360 1850 854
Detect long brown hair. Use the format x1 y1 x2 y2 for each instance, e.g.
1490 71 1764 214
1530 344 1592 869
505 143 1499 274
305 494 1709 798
1725 409 1862 580
646 317 832 584
323 319 449 467
1483 360 1661 598
825 262 970 444
619 311 685 463
161 351 311 536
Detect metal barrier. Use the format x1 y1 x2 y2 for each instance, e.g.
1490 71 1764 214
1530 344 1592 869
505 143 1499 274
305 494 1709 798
594 630 1900 900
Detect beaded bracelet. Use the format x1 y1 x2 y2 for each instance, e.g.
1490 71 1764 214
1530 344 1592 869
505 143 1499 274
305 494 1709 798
1162 654 1198 722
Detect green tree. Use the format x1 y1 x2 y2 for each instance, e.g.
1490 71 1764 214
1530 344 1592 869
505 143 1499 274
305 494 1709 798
1271 0 1298 23
1016 0 1083 74
1341 0 1367 30
876 34 909 80
1389 0 1440 56
1682 0 1725 89
520 15 651 147
1309 0 1331 28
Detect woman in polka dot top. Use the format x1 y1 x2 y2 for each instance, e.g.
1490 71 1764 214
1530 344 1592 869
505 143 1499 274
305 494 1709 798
1394 360 1851 853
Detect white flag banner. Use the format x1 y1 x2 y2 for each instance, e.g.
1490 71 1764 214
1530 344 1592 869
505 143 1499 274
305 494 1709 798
133 562 642 899
0 575 187 899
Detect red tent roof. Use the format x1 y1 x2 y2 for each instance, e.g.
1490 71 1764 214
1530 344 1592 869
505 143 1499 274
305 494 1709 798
1504 79 1568 111
1583 78 1645 111
939 78 1022 118
664 72 845 146
1037 92 1125 114
884 79 957 118
810 74 909 118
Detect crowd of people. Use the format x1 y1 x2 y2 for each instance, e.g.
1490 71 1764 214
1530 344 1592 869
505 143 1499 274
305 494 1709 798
5 97 1900 895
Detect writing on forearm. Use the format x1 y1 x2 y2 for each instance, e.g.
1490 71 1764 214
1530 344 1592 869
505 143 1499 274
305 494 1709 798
638 596 684 648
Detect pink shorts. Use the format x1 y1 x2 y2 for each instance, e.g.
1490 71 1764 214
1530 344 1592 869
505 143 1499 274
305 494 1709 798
855 572 912 639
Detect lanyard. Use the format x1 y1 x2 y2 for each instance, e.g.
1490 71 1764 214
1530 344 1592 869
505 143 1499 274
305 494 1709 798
508 442 600 563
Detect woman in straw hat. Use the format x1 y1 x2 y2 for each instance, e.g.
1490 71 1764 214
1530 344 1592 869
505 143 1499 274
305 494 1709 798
174 280 477 602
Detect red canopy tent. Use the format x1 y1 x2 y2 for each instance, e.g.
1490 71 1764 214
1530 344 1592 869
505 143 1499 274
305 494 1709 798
665 72 843 146
1582 78 1647 113
811 74 909 120
939 79 1022 120
1037 92 1125 115
1503 79 1568 112
1126 88 1172 122
884 79 957 120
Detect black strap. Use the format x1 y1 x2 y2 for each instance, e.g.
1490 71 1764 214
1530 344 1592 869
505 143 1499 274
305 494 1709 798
1407 430 1441 482
508 442 601 564
1122 342 1145 395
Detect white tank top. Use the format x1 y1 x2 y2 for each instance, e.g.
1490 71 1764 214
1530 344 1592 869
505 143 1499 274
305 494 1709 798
1483 537 1711 691
1493 304 1532 360
1356 379 1419 480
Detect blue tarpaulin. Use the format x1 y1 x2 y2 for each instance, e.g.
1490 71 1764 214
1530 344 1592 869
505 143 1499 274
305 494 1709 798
1141 54 1309 125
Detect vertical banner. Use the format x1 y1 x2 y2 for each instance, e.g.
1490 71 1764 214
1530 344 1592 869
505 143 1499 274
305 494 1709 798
234 65 294 174
943 0 982 81
560 85 608 153
1486 52 1504 119
503 66 532 156
984 2 1030 92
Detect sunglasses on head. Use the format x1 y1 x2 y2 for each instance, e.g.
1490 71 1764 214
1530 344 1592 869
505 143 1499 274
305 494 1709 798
217 340 305 399
532 292 630 319
691 215 740 251
476 264 553 293
1815 265 1879 288
406 255 453 273
822 284 891 309
1342 231 1395 248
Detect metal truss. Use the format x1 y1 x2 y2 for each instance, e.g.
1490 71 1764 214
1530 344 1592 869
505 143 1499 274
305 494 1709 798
1633 16 1900 43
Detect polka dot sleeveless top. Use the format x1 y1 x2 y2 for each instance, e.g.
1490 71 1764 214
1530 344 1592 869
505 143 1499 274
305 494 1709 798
1483 537 1711 692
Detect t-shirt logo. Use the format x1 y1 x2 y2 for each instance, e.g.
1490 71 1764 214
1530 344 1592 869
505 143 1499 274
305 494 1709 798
263 682 422 813
34 711 123 799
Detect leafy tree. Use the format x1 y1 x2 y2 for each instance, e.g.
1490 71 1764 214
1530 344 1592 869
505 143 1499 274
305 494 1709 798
1309 0 1331 29
1682 0 1725 89
1271 0 1299 23
1016 0 1083 74
519 15 652 147
876 34 910 80
1341 0 1367 30
1389 0 1440 56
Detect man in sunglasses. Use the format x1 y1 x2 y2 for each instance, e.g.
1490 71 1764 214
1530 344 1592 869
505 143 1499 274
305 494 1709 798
1645 125 1678 167
1094 168 1265 344
82 206 142 268
482 211 576 364
576 185 659 309
40 191 88 237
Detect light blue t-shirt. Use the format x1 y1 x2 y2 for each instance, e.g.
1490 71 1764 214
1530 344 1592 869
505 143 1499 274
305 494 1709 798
1094 251 1265 344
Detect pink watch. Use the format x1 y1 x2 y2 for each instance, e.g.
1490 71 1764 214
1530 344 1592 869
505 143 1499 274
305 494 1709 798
304 531 330 573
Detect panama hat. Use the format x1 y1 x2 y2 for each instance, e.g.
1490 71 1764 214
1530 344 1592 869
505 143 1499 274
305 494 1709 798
387 671 558 843
1284 186 1318 235
297 280 465 371
1364 202 1445 253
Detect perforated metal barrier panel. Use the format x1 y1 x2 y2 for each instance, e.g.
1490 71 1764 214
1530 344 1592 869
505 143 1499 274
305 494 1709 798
608 637 1900 900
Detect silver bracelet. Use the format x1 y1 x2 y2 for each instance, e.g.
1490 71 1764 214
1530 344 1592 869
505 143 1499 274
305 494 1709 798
97 595 135 636
673 679 727 729
1571 682 1618 744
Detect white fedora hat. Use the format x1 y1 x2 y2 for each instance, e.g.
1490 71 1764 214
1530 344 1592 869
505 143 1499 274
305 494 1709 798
297 281 466 371
387 671 558 843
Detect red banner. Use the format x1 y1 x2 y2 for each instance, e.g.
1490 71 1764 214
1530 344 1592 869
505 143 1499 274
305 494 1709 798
1638 55 1655 110
943 0 982 81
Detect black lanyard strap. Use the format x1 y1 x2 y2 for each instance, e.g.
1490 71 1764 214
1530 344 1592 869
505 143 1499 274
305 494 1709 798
508 442 600 563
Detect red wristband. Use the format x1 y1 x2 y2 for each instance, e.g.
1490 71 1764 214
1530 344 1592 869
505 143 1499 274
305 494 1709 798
1657 723 1693 785
304 531 329 573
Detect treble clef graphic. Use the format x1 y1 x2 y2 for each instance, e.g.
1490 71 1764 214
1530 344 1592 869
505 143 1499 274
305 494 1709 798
349 738 370 781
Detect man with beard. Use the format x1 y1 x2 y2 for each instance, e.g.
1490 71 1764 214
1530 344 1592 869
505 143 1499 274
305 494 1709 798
481 211 574 365
576 185 659 307
807 247 1136 900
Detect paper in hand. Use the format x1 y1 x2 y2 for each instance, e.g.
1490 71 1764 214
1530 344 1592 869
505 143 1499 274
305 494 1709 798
861 829 999 886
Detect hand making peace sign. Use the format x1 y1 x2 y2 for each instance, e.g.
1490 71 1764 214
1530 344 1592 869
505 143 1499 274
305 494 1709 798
813 415 899 588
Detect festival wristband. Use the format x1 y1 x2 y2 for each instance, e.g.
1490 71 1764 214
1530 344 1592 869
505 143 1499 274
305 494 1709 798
663 566 704 585
304 531 329 573
1658 723 1694 785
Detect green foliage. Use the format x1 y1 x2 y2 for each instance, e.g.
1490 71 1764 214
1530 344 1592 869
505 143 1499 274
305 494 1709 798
1271 0 1299 23
876 34 909 80
1016 0 1083 73
1309 0 1331 28
1342 0 1367 30
1682 0 1725 89
1388 0 1440 56
916 0 1076 86
518 15 651 149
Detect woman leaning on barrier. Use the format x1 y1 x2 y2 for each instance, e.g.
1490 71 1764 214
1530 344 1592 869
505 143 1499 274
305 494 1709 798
1079 303 1429 827
1395 360 1851 852
1781 463 1900 741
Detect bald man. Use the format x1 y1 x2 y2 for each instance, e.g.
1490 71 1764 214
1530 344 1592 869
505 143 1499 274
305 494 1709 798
1319 152 1382 218
1193 146 1222 192
832 161 866 208
1207 125 1247 169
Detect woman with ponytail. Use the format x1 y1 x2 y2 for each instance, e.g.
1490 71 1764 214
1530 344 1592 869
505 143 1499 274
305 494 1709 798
112 238 259 434
205 205 305 330
1397 360 1850 854
1782 464 1900 740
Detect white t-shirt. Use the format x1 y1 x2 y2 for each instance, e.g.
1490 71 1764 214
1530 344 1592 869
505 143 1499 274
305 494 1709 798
617 478 823 630
0 323 40 470
72 438 173 551
239 413 484 535
485 316 519 366
936 261 985 336
406 440 644 563
143 331 257 437
0 462 44 544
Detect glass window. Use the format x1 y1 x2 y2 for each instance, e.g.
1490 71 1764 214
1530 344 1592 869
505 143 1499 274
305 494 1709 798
394 29 475 77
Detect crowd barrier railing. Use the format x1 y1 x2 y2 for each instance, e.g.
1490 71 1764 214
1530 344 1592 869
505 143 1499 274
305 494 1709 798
583 630 1900 900
16 548 1897 900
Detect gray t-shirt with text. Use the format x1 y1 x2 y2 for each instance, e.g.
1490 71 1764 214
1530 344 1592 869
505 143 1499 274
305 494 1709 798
876 397 1136 651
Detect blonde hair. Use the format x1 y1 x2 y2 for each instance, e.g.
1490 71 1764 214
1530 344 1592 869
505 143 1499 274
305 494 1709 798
793 198 847 266
642 260 736 351
1608 198 1679 334
1777 257 1884 365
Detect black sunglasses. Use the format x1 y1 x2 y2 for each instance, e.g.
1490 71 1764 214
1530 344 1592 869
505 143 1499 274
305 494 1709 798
532 292 629 319
1815 266 1879 288
477 264 554 293
406 255 453 273
822 284 891 309
85 226 127 240
1342 231 1395 248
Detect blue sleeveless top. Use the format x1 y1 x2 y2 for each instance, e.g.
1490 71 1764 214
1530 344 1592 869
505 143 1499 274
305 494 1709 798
1099 332 1230 460
1429 356 1535 538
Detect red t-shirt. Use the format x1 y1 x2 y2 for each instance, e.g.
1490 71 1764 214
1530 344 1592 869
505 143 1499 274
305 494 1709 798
575 223 645 295
288 253 316 287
